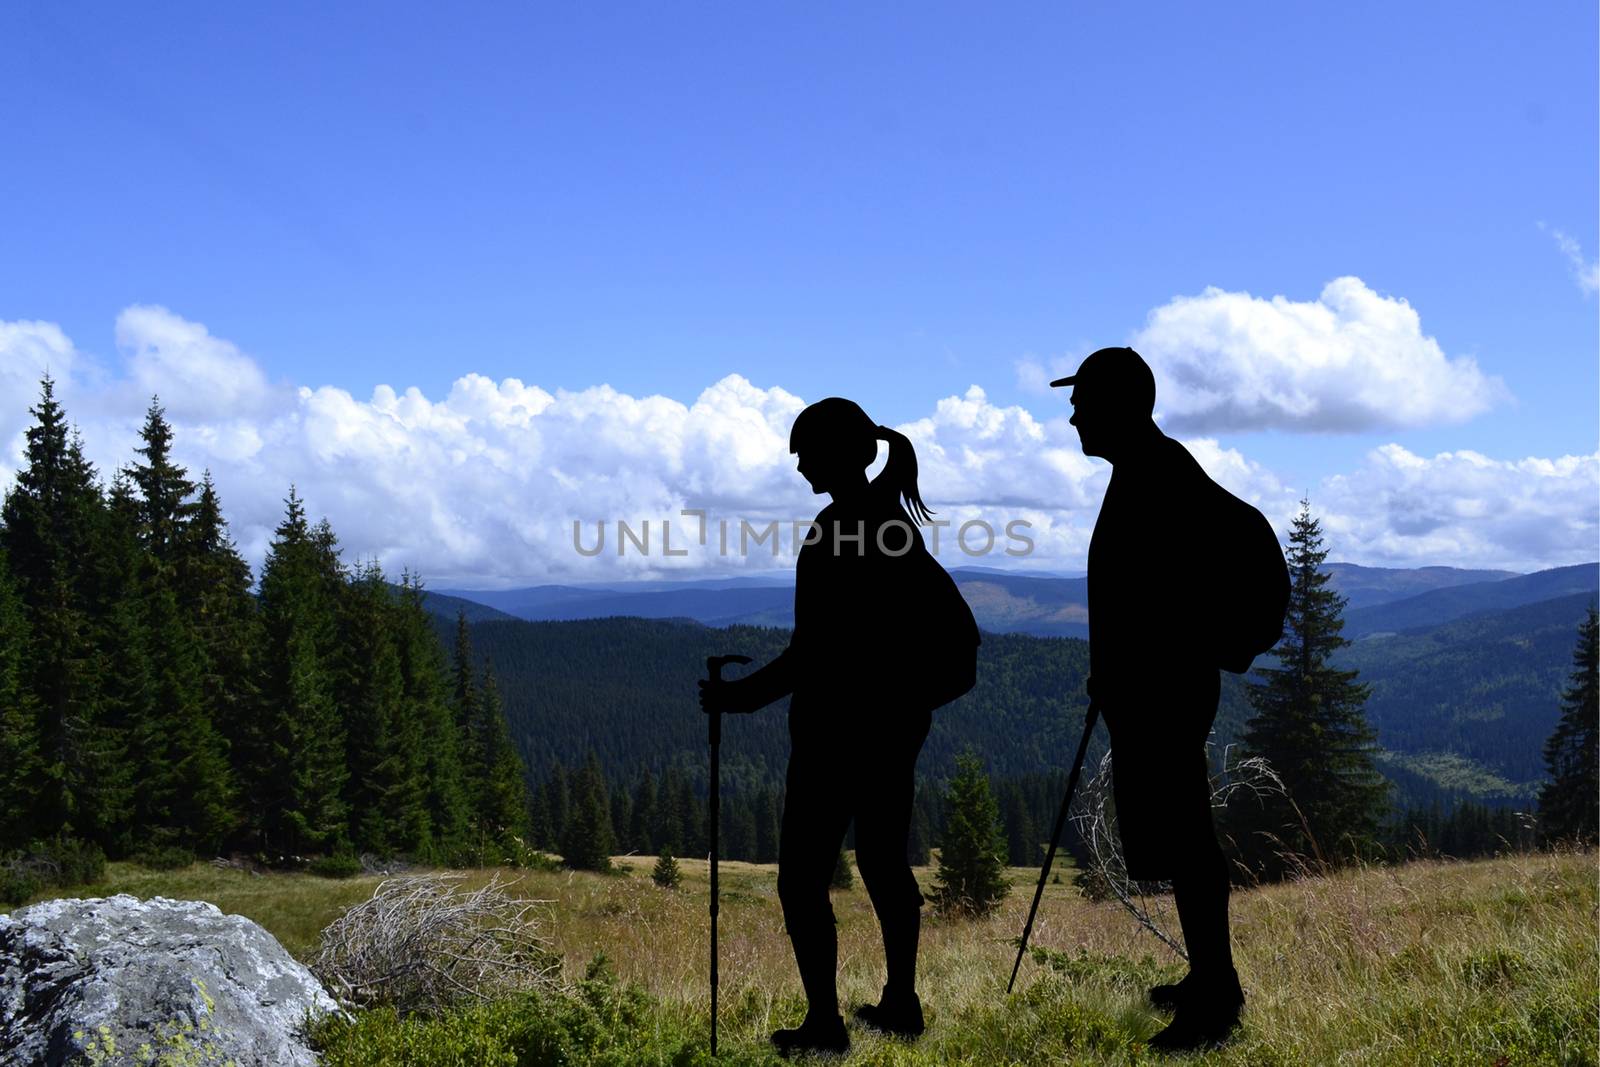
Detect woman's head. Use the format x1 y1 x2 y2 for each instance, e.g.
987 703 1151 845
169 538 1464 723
789 397 932 524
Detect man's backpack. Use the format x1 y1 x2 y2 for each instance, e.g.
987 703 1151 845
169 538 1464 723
1208 486 1290 674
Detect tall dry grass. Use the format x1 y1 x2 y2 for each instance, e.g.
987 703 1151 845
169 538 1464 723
22 848 1597 1064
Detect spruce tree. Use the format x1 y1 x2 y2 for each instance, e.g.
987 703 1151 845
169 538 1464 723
451 612 484 811
527 785 554 853
560 752 614 871
1238 500 1387 876
753 785 780 864
82 473 148 852
652 847 682 889
907 797 932 867
131 572 235 853
830 847 854 890
931 753 1010 917
178 472 263 848
1538 607 1598 844
0 549 42 849
724 796 757 861
256 489 349 857
630 769 658 854
610 785 633 854
394 572 469 861
337 560 416 855
1001 781 1037 866
121 409 234 854
544 762 571 851
0 379 113 842
474 657 532 853
126 398 195 567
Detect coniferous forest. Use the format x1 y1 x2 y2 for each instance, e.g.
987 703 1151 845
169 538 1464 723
0 378 529 871
2 375 1588 895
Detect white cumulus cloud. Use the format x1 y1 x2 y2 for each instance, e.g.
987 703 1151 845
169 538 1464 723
1317 445 1600 572
0 307 1592 582
1129 277 1506 433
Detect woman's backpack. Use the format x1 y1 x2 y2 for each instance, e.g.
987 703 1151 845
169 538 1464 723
901 552 981 711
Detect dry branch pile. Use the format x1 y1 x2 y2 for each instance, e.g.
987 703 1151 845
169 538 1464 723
313 873 562 1016
1070 742 1288 956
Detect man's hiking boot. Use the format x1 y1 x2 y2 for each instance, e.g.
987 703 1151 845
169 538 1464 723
1146 972 1194 1012
852 988 925 1038
1147 967 1244 1054
771 1013 850 1058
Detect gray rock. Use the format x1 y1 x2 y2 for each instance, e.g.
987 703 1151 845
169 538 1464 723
0 894 342 1066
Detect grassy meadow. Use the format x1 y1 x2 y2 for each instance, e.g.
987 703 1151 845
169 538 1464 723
15 849 1597 1065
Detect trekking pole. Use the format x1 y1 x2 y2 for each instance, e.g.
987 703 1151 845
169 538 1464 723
1007 701 1100 994
705 653 750 1056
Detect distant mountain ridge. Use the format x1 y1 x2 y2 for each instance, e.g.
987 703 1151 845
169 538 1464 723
440 578 1596 812
1344 564 1598 638
1335 589 1598 804
434 563 1596 642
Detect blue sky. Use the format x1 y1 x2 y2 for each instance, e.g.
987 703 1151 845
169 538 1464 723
1 2 1595 582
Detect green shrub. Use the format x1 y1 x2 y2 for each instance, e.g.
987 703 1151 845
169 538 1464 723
131 844 197 871
311 852 364 879
310 952 701 1067
0 835 106 906
44 834 107 885
0 867 42 907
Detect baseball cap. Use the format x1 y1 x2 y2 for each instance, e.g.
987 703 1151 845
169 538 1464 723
1050 346 1156 412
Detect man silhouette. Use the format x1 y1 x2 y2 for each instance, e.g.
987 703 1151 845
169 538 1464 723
1054 347 1245 1051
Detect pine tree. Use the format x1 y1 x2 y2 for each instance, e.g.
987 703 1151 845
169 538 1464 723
527 785 554 853
907 796 932 867
178 472 263 848
560 752 614 871
544 762 571 852
830 847 854 890
336 560 417 855
654 765 685 854
394 572 468 861
69 470 147 853
120 408 234 854
126 398 195 567
128 553 235 853
255 489 348 857
610 785 633 854
1 379 121 844
1001 781 1036 866
474 657 532 854
753 785 780 864
630 769 658 854
931 753 1010 917
1538 607 1598 845
0 549 42 849
450 612 484 813
652 847 682 889
1237 500 1388 876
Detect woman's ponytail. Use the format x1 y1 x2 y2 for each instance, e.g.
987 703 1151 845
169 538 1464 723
873 424 933 525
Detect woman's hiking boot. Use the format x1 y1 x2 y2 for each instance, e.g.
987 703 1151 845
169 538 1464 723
771 1012 850 1058
852 988 925 1038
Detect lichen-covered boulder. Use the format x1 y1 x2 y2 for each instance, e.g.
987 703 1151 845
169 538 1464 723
0 894 342 1066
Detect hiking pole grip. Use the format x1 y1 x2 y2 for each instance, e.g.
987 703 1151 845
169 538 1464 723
704 653 749 1056
1007 701 1100 994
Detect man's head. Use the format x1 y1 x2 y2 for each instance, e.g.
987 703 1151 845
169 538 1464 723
1052 347 1157 461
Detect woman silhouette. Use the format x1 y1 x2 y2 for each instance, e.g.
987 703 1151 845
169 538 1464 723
700 397 979 1057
